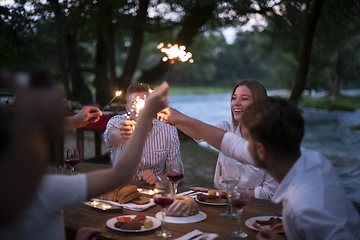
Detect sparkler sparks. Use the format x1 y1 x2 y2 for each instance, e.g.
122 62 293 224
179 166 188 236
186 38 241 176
157 42 194 64
126 89 153 120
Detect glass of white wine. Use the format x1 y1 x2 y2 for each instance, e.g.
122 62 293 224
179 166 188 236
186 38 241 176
219 160 241 219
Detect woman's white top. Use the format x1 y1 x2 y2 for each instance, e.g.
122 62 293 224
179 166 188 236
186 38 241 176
0 174 87 240
213 121 278 199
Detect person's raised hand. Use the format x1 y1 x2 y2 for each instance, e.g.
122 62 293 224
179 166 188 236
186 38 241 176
119 120 136 141
76 227 101 240
142 81 169 117
137 169 158 185
74 106 103 128
256 227 287 240
157 107 184 126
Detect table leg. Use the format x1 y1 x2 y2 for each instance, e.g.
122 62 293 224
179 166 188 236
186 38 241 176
76 129 84 161
94 131 102 157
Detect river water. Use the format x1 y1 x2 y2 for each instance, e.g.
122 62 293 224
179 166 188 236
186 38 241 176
168 90 360 202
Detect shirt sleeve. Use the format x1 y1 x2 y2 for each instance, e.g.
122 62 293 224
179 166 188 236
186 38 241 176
220 132 255 165
39 174 87 213
253 172 278 199
103 115 125 150
165 127 183 174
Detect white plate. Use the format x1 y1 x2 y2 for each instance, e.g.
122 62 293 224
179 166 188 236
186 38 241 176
155 211 207 224
194 193 227 206
245 216 284 233
106 215 161 232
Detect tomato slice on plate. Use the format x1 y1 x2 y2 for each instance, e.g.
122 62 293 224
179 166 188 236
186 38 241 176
116 216 132 222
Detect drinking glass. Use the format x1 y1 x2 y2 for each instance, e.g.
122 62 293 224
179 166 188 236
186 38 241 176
230 187 250 238
219 160 240 219
65 148 80 174
167 160 184 194
154 180 175 238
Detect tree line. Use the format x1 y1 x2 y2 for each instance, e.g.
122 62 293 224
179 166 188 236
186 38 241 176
1 0 359 107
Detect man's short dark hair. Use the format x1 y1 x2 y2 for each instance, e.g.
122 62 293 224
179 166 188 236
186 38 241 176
242 97 304 155
127 83 152 96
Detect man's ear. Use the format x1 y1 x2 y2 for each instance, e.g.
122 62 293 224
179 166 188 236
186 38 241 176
256 142 266 161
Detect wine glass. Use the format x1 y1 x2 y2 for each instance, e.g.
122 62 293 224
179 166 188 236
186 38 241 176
219 160 241 219
230 187 250 238
154 180 175 238
65 148 80 174
167 160 184 194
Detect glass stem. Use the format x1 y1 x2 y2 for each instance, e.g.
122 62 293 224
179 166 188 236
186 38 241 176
226 191 232 213
174 183 178 194
161 208 166 233
237 209 243 232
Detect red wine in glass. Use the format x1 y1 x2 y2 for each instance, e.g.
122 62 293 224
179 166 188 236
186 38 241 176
65 158 80 167
65 148 79 173
154 197 174 208
154 181 174 238
167 173 184 184
231 199 249 210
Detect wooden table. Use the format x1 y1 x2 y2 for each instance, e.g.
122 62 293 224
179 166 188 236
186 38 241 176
64 173 283 240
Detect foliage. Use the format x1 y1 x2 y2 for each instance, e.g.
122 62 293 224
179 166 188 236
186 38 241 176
299 95 360 111
168 86 230 95
350 125 360 131
0 0 359 105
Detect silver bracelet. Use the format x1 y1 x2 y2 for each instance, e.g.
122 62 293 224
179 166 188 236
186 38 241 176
156 175 162 181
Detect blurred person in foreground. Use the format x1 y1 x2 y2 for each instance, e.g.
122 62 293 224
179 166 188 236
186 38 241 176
104 82 182 185
0 73 169 239
159 97 360 240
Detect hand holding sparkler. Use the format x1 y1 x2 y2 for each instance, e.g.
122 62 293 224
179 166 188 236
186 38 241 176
102 91 122 111
117 119 136 142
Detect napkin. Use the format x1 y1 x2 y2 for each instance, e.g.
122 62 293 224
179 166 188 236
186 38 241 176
91 198 156 211
174 229 218 240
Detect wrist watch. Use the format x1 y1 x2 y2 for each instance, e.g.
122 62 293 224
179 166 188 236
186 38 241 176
156 175 162 181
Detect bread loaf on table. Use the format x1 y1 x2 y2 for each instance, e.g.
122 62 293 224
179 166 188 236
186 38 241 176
98 185 142 204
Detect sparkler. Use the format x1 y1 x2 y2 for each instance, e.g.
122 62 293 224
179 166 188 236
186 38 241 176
126 89 154 120
157 42 194 83
157 43 194 64
102 91 122 111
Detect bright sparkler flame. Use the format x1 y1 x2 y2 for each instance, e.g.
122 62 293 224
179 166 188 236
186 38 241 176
127 89 153 119
115 91 122 96
134 97 145 114
157 42 194 64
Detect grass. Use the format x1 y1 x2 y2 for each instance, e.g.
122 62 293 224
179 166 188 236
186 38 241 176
179 133 218 189
299 95 360 112
350 125 360 131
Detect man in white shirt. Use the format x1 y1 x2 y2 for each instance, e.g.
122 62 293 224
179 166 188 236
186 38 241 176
104 83 182 185
159 97 360 240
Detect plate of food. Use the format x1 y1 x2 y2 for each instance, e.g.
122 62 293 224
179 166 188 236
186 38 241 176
106 213 161 232
245 216 284 233
195 190 227 206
